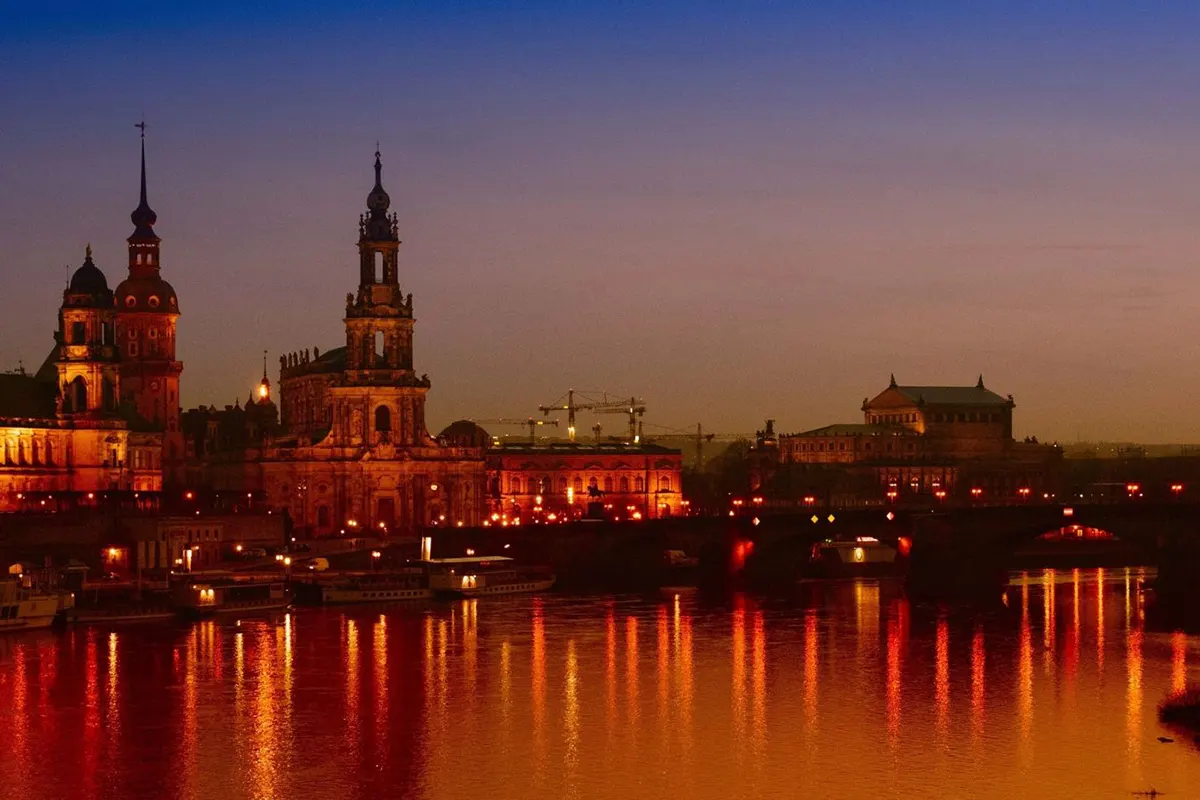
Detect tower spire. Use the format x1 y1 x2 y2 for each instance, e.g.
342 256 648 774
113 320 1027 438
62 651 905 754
129 120 158 238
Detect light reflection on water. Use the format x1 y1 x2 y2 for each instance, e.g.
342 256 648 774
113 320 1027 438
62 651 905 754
0 567 1196 799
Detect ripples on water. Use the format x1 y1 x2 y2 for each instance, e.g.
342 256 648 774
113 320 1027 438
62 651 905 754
0 567 1196 799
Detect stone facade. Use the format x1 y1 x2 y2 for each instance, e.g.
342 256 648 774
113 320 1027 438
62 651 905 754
483 441 685 520
190 152 487 536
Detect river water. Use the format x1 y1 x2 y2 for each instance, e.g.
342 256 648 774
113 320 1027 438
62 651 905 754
0 567 1196 799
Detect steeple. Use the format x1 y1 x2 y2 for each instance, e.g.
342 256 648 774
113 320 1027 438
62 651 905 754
129 122 158 243
889 373 897 388
976 374 985 389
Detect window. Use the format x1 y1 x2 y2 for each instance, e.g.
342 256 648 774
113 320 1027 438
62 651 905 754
838 441 846 451
374 331 386 366
375 405 391 433
374 251 384 282
71 321 86 344
128 342 139 357
148 296 160 309
619 476 629 493
588 477 598 490
634 476 644 493
559 478 568 493
658 476 671 492
573 477 583 493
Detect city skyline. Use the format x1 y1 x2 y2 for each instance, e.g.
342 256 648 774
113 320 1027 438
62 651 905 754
6 3 1200 442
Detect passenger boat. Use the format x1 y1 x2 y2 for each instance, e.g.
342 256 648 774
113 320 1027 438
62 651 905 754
806 536 900 579
295 567 433 605
425 556 555 598
171 573 290 618
73 606 176 625
0 578 73 632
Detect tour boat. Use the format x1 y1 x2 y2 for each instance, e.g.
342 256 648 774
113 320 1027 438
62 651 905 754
424 556 555 598
295 567 433 605
73 606 176 625
171 574 290 618
0 578 73 632
806 537 900 579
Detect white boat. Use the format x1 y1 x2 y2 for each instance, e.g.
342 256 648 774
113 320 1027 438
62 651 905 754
301 568 434 604
425 556 555 598
0 579 71 632
171 574 291 618
807 536 900 579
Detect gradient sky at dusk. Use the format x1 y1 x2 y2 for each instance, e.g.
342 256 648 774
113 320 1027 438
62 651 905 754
4 2 1200 441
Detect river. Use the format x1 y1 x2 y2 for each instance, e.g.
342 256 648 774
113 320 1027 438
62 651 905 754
0 567 1196 799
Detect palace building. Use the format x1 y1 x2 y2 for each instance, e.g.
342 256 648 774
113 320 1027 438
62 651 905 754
0 135 175 508
190 152 487 535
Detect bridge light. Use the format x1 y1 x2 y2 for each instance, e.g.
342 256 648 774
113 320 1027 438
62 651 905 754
934 490 947 500
803 496 816 506
1171 483 1184 495
1062 507 1074 517
811 515 819 524
970 487 983 498
752 517 760 526
1126 483 1140 494
827 514 836 523
886 511 895 521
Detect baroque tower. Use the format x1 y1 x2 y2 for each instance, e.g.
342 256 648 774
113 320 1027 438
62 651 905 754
335 149 426 446
57 245 120 420
114 127 184 481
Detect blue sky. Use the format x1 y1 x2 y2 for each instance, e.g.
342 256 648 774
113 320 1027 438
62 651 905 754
4 2 1200 440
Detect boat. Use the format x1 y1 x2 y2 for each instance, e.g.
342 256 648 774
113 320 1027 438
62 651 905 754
73 606 176 625
425 556 555 598
805 536 901 579
0 578 73 632
294 567 433 605
171 573 291 618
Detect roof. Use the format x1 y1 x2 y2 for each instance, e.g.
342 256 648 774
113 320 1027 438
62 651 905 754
438 420 491 447
786 423 913 438
0 373 56 419
891 385 1010 406
490 441 682 456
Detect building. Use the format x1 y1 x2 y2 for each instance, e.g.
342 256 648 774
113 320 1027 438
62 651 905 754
753 375 1059 503
192 152 488 536
0 136 173 509
437 422 685 520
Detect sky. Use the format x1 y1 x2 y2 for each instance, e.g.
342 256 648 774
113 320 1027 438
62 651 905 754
4 1 1200 442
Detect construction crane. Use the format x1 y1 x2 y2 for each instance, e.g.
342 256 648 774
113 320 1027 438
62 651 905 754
470 417 560 444
538 390 646 443
642 422 752 469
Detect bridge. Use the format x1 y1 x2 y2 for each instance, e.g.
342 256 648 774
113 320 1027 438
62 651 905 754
427 500 1200 614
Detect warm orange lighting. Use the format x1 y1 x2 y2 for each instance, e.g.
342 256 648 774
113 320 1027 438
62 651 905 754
1126 483 1140 494
970 487 983 497
631 511 643 520
234 544 243 553
275 554 284 562
466 548 475 556
429 483 439 492
752 517 760 526
371 550 381 559
803 496 816 505
546 513 557 521
935 490 947 500
87 492 95 500
886 511 895 521
107 547 120 559
810 515 819 524
1062 507 1074 517
852 547 865 563
886 490 898 500
1171 483 1184 494
258 384 269 399
283 556 292 567
897 536 912 556
827 514 836 523
185 491 194 500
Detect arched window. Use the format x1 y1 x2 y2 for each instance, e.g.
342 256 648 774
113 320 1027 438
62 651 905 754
634 476 644 493
375 405 391 433
619 476 629 493
374 331 386 366
558 477 568 493
603 477 613 493
588 476 598 490
374 251 384 282
510 477 523 495
658 476 671 492
573 477 583 493
69 376 87 413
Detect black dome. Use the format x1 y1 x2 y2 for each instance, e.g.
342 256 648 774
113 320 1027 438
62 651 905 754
68 249 109 296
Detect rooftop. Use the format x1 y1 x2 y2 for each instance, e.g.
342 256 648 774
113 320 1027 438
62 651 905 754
786 423 915 438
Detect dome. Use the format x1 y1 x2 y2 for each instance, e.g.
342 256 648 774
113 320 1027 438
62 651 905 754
366 149 391 213
114 276 179 313
68 248 109 295
438 420 492 448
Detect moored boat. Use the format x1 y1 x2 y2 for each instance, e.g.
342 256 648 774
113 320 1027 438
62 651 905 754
0 578 72 632
171 573 290 618
425 556 555 598
805 536 901 579
294 567 433 605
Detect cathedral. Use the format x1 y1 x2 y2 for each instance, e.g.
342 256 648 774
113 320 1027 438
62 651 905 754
0 133 177 508
207 152 488 535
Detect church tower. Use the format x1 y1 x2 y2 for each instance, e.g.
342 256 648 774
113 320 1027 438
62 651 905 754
334 150 427 447
57 245 120 419
114 127 184 481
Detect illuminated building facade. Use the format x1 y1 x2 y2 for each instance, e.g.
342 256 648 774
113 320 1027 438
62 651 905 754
484 441 684 520
0 139 173 509
244 152 486 535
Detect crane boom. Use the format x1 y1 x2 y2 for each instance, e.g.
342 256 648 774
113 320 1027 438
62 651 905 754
538 389 646 443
